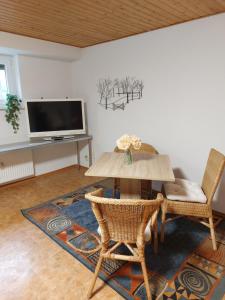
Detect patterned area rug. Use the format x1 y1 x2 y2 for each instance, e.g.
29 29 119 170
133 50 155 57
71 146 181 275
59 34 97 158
21 179 225 300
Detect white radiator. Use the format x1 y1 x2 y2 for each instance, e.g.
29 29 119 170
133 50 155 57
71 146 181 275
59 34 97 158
0 150 34 184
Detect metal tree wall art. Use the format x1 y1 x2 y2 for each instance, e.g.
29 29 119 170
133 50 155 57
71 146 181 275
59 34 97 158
97 77 144 110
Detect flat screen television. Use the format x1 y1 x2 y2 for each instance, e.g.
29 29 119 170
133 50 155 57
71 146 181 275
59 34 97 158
25 99 86 138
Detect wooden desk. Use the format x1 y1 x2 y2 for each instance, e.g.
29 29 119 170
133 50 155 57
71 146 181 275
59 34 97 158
85 152 175 198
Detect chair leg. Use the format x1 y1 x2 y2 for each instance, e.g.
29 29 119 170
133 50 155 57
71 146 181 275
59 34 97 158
141 260 152 300
87 255 104 299
151 210 158 254
153 219 158 254
209 217 217 251
160 205 166 243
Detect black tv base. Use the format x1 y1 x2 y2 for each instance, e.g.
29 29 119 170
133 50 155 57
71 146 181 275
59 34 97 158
43 135 76 141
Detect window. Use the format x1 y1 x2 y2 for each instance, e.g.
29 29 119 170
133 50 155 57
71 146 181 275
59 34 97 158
0 64 8 101
0 55 17 108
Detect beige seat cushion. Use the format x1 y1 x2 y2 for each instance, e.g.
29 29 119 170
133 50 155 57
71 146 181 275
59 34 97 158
97 218 152 242
164 178 207 203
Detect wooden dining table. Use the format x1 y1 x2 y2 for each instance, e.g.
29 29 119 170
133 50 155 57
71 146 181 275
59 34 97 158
85 152 175 199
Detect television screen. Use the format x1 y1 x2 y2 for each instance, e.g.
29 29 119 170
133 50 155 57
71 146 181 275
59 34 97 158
26 99 85 137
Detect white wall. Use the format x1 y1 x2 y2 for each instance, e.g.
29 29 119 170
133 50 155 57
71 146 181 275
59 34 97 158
18 55 73 99
0 31 81 61
72 13 225 212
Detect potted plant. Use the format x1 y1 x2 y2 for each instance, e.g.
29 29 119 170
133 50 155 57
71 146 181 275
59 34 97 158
5 93 22 133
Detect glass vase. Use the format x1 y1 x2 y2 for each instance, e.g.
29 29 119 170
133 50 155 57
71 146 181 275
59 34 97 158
124 149 132 165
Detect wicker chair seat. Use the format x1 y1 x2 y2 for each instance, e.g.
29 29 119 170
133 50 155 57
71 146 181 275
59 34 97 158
97 218 152 241
164 178 207 203
166 200 210 218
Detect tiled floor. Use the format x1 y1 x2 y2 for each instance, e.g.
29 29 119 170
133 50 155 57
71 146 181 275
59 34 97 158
0 166 122 300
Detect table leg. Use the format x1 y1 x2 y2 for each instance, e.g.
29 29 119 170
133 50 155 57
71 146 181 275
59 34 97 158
88 139 92 167
120 178 141 199
141 180 152 199
76 141 80 170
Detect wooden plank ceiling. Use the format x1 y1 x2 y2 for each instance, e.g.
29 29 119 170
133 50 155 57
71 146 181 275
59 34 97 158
0 0 225 48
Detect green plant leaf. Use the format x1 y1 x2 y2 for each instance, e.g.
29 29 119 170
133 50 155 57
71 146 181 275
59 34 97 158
4 93 21 134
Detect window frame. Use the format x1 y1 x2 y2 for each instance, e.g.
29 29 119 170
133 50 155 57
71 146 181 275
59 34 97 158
0 55 17 109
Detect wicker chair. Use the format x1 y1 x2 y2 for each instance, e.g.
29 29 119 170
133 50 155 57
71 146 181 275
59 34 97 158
161 148 225 251
114 143 158 199
85 189 164 300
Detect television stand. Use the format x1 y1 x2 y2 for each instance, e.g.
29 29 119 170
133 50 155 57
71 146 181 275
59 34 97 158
0 134 93 171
